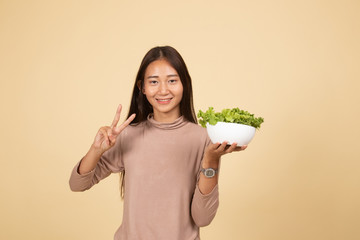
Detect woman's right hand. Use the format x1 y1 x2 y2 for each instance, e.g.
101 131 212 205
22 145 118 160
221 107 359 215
92 104 136 154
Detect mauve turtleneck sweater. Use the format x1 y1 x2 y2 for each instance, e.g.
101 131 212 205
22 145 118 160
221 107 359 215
69 115 219 240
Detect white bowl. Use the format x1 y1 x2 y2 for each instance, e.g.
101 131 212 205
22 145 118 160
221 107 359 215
206 122 256 146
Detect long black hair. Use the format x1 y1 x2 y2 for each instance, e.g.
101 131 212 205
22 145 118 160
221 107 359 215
127 46 197 124
120 46 197 199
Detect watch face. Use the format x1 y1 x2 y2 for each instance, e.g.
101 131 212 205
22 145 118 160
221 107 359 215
204 169 215 177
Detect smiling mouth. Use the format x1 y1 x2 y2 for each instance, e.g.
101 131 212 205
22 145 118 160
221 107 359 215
156 98 173 104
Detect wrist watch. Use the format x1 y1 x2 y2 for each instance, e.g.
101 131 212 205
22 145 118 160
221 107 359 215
201 167 218 178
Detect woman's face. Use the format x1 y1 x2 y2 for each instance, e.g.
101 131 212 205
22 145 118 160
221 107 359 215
143 59 183 122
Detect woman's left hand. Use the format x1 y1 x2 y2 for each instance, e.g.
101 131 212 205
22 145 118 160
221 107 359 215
204 142 247 164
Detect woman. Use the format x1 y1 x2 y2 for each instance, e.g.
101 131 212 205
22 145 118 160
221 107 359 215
69 46 246 240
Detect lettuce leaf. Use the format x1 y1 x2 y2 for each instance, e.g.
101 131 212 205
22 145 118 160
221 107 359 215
197 107 264 129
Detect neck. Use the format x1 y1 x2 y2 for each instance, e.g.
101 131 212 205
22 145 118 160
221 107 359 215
153 111 181 123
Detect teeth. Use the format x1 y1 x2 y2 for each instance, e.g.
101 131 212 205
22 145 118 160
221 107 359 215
158 99 171 102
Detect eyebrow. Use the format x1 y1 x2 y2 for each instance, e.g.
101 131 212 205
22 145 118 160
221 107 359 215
147 74 179 79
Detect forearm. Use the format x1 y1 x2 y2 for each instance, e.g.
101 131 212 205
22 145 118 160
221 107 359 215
78 145 104 175
192 153 220 227
198 155 220 195
199 142 244 194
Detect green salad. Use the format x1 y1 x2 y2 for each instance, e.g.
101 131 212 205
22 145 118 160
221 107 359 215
197 107 264 129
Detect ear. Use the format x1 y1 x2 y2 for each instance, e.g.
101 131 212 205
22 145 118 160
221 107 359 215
137 80 145 94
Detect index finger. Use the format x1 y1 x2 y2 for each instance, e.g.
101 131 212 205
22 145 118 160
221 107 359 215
110 104 122 129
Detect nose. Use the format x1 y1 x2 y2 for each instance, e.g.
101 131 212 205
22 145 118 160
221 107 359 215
159 82 169 94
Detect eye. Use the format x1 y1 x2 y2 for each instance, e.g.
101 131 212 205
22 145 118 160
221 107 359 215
168 79 177 84
149 80 158 85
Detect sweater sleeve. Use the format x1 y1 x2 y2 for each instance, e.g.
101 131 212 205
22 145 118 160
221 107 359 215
69 135 124 192
191 183 219 227
190 130 219 227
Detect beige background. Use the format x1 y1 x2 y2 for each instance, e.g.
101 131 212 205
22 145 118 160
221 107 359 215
1 0 359 239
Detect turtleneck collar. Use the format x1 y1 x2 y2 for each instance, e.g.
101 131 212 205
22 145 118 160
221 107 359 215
147 114 188 130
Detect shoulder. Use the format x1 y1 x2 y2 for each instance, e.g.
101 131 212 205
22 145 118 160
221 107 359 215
186 122 207 133
116 121 146 151
184 122 210 143
117 121 145 141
